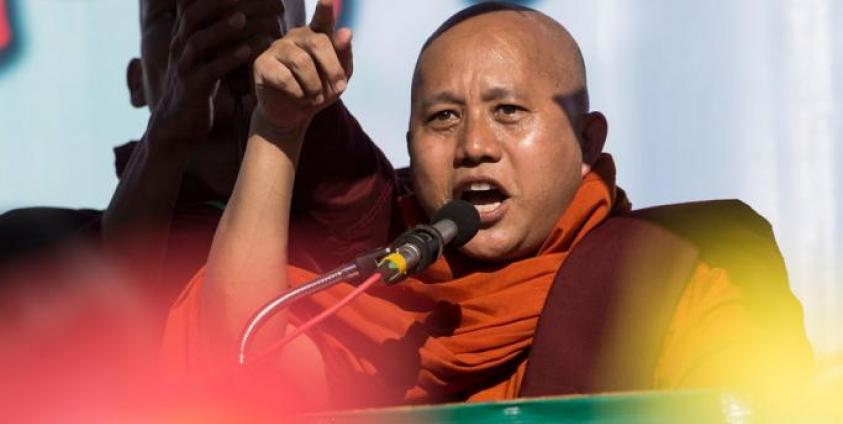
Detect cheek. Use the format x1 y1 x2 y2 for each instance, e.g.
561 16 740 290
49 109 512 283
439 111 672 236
409 138 454 216
508 130 583 223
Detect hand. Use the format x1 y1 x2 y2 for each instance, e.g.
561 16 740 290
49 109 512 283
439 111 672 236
252 0 353 133
149 0 284 148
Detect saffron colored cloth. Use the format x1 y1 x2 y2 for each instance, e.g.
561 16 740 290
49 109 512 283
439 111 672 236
160 156 790 408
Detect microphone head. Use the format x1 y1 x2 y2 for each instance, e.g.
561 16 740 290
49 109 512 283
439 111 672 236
431 200 480 247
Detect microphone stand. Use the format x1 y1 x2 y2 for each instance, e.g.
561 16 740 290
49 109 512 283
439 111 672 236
238 247 390 365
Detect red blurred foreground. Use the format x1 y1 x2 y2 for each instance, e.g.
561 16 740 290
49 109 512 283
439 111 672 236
0 245 316 421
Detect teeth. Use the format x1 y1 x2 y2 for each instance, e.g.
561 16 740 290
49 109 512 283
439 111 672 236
475 201 502 213
469 182 493 191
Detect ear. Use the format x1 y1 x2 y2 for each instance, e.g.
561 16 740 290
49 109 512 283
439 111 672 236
126 58 147 108
579 111 608 176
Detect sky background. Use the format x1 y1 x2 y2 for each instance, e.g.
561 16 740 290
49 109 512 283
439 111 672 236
0 0 840 357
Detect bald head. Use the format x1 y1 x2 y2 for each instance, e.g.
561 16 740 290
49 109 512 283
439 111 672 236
412 2 589 119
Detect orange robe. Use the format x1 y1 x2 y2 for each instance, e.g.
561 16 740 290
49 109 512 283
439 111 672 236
161 156 812 408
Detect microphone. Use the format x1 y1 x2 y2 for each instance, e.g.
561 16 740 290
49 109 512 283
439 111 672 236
382 199 480 282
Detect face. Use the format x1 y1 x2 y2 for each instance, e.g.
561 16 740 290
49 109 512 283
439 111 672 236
408 13 587 261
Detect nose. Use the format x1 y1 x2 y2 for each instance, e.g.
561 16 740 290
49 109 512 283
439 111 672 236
455 113 502 167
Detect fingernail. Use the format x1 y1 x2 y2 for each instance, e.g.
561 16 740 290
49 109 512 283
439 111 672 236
314 94 325 104
335 80 347 92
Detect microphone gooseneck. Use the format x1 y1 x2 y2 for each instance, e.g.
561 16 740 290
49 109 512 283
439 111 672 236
238 200 480 364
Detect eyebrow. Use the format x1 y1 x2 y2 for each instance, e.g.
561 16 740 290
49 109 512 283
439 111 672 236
421 91 464 111
420 86 523 110
481 87 521 102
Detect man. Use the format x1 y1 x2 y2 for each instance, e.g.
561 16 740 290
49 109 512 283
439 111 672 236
103 0 397 299
0 0 396 319
163 2 813 411
1 0 296 267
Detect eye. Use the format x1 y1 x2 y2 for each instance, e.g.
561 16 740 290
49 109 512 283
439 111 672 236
426 109 460 128
429 110 456 122
498 104 519 114
495 104 527 122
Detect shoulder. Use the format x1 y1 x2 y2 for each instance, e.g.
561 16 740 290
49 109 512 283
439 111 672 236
623 200 789 300
522 200 813 395
629 199 776 248
616 200 804 333
629 201 815 389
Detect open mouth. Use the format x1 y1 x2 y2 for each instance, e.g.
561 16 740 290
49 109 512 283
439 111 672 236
456 181 510 224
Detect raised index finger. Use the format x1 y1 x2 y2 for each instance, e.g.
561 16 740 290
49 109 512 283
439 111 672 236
309 0 335 35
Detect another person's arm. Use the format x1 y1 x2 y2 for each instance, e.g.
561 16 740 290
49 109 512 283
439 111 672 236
102 0 283 276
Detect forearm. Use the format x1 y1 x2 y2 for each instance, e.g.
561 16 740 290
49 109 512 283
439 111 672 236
199 112 307 364
101 128 192 274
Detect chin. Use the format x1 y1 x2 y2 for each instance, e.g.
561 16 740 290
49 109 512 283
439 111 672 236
458 231 521 262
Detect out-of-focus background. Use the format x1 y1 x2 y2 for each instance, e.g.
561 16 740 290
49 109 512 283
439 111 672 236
0 0 840 361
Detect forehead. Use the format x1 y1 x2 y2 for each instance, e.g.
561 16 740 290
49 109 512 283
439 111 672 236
426 13 539 56
416 15 548 91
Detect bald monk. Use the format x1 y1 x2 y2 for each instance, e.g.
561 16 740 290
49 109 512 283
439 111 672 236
162 2 813 410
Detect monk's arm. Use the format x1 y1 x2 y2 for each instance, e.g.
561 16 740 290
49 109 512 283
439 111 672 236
195 4 353 367
198 112 303 365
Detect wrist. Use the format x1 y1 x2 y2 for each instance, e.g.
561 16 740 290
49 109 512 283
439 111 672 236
144 112 201 158
250 109 311 146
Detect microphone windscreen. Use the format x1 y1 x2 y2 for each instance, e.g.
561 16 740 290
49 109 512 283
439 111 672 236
432 200 480 247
